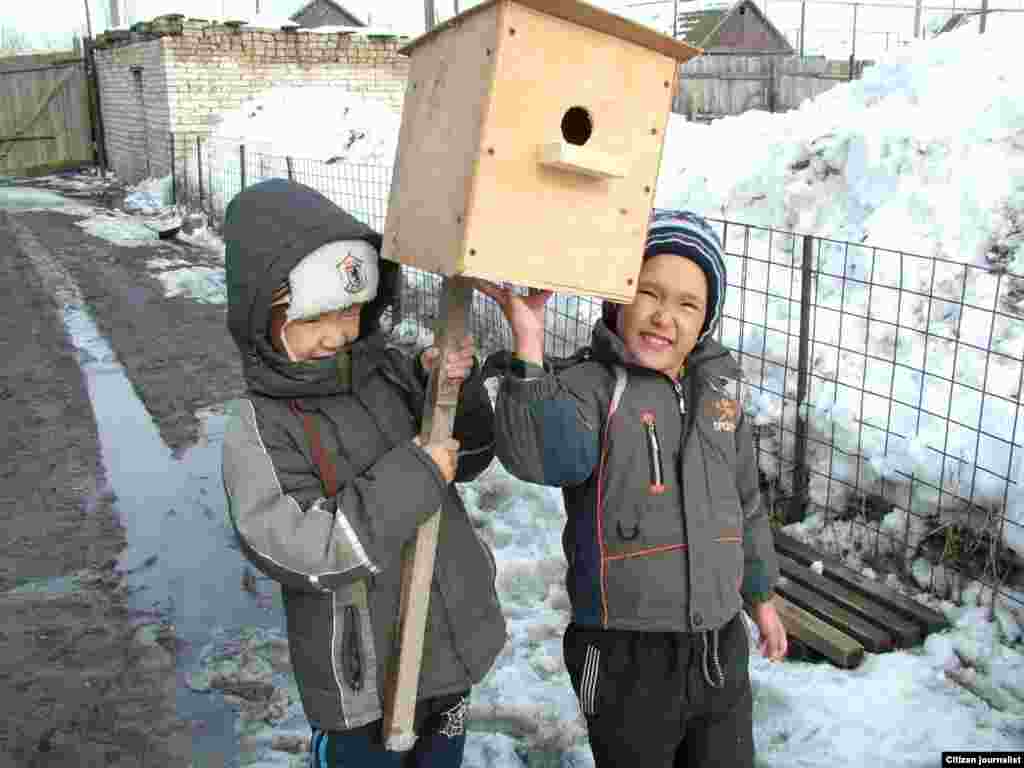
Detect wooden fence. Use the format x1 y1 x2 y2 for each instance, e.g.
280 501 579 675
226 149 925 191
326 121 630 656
674 55 872 122
0 55 93 175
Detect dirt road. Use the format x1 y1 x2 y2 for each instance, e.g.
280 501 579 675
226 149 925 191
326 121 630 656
0 193 248 766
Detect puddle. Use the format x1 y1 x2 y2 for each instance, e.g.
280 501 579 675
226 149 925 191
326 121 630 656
63 302 291 765
8 573 83 596
0 185 93 215
11 200 289 765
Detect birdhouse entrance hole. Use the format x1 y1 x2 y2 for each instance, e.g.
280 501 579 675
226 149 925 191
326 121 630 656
561 106 593 146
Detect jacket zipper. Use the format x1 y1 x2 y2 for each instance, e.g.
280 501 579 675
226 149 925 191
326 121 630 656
672 378 686 415
342 604 364 692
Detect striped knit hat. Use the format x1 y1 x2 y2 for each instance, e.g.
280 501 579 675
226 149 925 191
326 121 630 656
643 209 726 343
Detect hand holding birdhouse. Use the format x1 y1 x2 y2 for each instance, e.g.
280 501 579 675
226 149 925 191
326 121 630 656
473 281 552 364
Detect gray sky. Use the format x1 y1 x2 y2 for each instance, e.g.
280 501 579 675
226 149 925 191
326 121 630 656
5 0 1009 57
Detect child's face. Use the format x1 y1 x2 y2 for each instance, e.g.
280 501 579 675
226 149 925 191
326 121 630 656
620 254 708 378
279 305 362 362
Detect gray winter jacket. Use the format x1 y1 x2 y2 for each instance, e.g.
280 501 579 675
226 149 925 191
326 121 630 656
493 320 779 634
220 179 506 732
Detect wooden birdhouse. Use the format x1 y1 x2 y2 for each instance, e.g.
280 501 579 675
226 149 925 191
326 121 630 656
381 0 703 303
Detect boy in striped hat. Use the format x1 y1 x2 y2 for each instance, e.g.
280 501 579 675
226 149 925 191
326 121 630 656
477 209 787 767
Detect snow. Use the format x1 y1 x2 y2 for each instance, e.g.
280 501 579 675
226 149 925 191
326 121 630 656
191 457 1024 767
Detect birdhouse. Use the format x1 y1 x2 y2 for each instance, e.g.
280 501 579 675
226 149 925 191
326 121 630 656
381 0 703 303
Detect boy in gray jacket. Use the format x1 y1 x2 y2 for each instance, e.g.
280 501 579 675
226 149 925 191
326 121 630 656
221 179 505 767
476 210 787 767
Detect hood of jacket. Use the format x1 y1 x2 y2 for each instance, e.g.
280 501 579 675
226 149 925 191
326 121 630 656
224 178 399 398
588 318 741 382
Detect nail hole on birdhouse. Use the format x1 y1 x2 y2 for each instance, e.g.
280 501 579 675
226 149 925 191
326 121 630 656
509 27 516 36
650 128 658 136
469 248 477 256
488 147 495 155
664 80 670 88
627 278 634 286
485 48 492 56
561 106 593 146
644 186 652 194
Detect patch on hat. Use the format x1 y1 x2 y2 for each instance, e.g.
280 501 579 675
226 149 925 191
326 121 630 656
285 239 379 322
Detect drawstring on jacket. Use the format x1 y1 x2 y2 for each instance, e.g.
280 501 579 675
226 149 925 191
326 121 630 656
702 628 725 688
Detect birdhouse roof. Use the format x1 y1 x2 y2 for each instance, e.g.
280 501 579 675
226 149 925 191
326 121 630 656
399 0 704 62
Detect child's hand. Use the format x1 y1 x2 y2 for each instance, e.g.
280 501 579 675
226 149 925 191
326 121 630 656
420 335 477 384
413 436 461 484
751 599 788 662
472 281 551 354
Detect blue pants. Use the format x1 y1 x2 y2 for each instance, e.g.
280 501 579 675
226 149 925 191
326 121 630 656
309 693 469 768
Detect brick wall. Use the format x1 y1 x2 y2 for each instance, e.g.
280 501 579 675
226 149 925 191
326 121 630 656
93 22 409 185
94 39 170 184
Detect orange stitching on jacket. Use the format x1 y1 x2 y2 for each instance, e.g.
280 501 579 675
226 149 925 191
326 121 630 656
605 543 688 561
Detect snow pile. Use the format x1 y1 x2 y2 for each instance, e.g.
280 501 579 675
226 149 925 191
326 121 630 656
657 23 1024 268
123 175 174 214
655 23 1024 555
209 86 401 165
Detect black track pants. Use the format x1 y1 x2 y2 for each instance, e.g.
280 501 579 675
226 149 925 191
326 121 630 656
563 612 754 768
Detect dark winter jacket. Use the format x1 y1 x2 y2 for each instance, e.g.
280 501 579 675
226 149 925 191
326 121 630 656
220 179 506 731
492 319 779 634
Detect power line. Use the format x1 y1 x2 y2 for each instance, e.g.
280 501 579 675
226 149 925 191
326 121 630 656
622 0 1022 11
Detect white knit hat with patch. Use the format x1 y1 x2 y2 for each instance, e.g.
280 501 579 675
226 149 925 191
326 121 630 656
280 239 379 322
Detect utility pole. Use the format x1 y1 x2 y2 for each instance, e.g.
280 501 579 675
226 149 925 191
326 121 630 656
83 0 94 39
454 0 460 14
913 0 923 38
799 0 806 57
848 2 858 82
424 0 435 31
673 0 679 38
979 0 989 33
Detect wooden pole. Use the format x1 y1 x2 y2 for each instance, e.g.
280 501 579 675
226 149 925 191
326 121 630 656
799 0 806 57
979 0 989 33
382 276 474 751
913 0 923 38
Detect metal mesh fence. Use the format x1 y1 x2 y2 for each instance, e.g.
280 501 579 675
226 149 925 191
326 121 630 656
171 133 1024 609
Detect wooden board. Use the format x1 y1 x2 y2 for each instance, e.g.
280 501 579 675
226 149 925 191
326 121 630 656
778 555 922 648
775 576 894 653
774 595 864 669
460 0 677 302
401 0 704 63
774 532 948 636
382 277 473 751
381 1 501 274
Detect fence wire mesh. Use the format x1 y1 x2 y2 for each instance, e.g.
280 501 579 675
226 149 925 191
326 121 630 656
171 132 1024 610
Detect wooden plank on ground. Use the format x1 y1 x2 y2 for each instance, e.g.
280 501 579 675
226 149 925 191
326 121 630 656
774 531 948 636
778 555 922 648
775 576 895 653
774 595 864 669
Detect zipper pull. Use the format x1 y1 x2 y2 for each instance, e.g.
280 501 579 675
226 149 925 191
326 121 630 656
640 411 667 495
673 380 686 415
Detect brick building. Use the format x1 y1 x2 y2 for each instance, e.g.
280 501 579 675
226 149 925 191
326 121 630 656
92 15 409 184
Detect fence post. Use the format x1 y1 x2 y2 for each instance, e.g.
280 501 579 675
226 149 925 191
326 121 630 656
170 132 177 206
788 234 815 523
197 136 204 211
239 143 247 193
286 156 294 181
